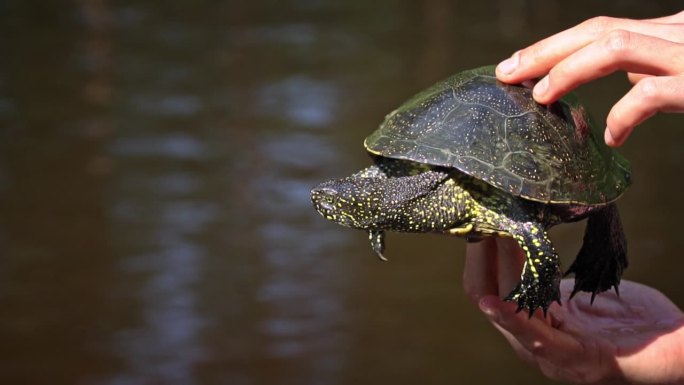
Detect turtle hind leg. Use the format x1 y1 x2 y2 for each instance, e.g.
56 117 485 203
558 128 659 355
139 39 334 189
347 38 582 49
566 203 628 302
503 224 562 317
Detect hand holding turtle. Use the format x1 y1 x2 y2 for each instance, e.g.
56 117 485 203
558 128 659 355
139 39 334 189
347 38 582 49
464 238 684 384
496 11 684 147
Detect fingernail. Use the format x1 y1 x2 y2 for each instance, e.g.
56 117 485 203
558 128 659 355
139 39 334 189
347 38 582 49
533 76 549 97
479 297 499 319
497 52 519 75
604 127 616 146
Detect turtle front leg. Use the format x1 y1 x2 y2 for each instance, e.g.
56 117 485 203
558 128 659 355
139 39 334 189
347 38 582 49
503 223 562 317
566 203 628 302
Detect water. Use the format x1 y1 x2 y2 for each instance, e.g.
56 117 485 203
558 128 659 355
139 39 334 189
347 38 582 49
0 1 683 384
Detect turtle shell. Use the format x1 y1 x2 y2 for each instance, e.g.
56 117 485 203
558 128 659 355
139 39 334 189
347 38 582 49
364 65 631 204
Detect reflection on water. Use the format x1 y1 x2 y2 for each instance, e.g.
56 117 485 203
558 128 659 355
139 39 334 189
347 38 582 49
256 76 338 127
0 1 683 385
111 134 208 159
110 160 213 384
249 129 352 383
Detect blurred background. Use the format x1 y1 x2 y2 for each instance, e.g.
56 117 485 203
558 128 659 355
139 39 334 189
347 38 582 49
0 1 683 384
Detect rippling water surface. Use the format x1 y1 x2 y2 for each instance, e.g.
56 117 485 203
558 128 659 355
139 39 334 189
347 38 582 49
1 1 683 384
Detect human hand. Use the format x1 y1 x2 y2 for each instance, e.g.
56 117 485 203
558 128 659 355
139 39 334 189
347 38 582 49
495 11 684 147
464 237 684 384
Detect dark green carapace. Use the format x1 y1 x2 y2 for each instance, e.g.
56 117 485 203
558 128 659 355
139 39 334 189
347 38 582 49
311 65 631 316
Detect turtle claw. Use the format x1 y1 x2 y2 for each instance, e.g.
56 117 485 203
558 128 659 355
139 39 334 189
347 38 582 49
566 261 621 304
568 281 621 304
505 280 561 318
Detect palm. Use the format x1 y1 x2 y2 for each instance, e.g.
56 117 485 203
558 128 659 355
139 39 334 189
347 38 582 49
465 238 684 383
554 279 684 351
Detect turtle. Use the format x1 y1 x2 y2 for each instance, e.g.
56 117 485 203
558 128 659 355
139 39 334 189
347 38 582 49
310 65 631 316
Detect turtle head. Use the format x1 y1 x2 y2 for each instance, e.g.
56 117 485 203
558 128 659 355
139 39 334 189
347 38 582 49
311 170 450 230
311 176 388 230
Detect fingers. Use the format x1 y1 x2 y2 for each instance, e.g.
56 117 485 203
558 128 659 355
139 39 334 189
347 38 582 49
479 295 608 383
463 237 527 303
463 238 498 302
531 31 684 105
606 76 684 146
490 322 537 365
496 15 684 147
645 10 684 24
463 237 528 304
496 16 684 84
627 72 650 84
480 296 583 358
495 238 525 297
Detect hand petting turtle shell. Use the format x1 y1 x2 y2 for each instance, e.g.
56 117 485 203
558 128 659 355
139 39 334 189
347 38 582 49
496 11 684 147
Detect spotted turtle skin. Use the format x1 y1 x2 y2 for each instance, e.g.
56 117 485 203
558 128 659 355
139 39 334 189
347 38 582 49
311 65 631 316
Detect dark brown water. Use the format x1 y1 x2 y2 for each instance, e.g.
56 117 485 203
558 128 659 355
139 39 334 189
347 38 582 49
1 1 683 384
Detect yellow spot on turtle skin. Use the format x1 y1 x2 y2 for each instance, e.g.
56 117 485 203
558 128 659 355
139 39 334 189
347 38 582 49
528 262 539 275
